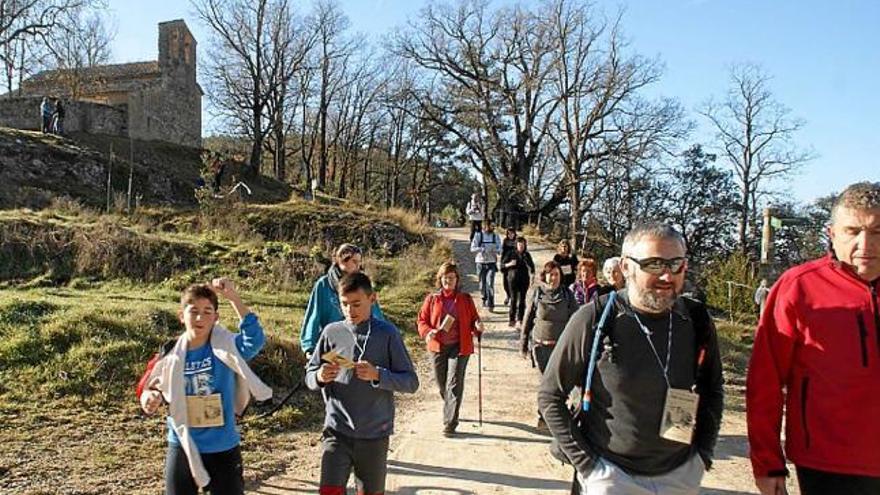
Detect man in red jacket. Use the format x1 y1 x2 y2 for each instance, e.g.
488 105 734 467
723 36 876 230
747 181 880 495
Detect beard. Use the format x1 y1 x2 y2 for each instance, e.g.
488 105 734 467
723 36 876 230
626 274 681 313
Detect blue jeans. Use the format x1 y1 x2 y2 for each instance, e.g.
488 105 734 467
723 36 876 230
478 262 497 307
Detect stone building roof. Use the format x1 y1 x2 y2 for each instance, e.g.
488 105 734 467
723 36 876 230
27 61 161 84
20 61 162 96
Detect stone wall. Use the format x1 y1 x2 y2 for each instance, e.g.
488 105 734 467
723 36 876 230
0 97 126 136
127 77 201 148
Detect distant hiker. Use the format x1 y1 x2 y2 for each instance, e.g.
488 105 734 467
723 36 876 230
40 97 53 133
570 258 599 305
501 236 535 328
470 220 502 310
466 192 484 242
211 154 226 193
753 279 770 318
52 98 65 135
306 272 419 495
136 278 271 495
299 243 385 359
539 222 723 495
747 182 880 495
596 256 625 296
417 261 484 436
500 227 518 305
553 240 579 288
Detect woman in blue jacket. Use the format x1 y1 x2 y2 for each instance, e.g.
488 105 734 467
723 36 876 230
298 243 385 357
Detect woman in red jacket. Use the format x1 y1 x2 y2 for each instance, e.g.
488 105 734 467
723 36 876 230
418 261 484 436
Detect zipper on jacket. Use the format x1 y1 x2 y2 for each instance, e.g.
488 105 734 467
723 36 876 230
871 285 880 356
800 377 811 449
857 313 869 367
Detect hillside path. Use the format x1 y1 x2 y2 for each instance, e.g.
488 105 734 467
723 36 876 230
250 227 797 494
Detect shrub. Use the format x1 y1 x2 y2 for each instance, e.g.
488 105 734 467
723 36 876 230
703 251 759 321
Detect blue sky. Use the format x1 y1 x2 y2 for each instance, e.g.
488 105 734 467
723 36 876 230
106 0 877 204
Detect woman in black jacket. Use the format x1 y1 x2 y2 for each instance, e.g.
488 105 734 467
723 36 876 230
500 227 518 305
501 236 534 328
553 239 578 287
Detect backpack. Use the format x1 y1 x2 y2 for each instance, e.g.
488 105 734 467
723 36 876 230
548 293 715 467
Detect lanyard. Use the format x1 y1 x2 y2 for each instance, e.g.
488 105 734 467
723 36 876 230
347 319 372 361
632 311 673 388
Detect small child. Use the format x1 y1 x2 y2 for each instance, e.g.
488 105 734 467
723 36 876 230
306 272 419 495
136 278 271 495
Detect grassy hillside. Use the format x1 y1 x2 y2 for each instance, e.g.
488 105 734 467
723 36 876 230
0 198 449 494
0 128 291 209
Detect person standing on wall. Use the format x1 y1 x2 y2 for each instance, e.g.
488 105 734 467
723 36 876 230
40 97 53 133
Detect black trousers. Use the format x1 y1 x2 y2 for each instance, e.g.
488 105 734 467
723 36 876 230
508 282 528 325
797 466 880 495
533 343 555 374
165 445 243 495
320 428 390 495
432 343 470 431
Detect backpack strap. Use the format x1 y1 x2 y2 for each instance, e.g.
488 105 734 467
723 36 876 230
582 291 617 412
683 297 713 391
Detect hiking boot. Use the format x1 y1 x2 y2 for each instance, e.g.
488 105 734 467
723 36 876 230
536 417 548 430
443 425 457 437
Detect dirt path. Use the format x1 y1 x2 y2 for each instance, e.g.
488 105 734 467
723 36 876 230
250 227 798 495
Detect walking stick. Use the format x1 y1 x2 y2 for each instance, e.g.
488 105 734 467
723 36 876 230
478 333 483 427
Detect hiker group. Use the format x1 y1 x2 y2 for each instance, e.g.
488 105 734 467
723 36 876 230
136 180 880 495
39 96 65 135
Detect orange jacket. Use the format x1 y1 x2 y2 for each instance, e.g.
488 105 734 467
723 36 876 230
417 290 481 355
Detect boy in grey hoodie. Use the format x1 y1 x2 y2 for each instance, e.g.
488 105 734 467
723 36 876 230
305 272 419 495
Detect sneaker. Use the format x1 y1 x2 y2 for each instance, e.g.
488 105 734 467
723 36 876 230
443 425 456 437
536 417 548 430
508 320 516 328
504 297 510 305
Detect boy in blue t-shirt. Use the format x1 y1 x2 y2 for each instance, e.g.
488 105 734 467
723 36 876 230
137 278 270 495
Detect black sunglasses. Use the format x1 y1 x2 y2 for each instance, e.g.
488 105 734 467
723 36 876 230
625 256 687 275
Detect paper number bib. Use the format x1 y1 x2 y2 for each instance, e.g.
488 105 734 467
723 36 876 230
659 388 699 444
186 393 225 428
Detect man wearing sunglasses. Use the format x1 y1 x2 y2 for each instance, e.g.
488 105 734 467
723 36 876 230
747 182 880 495
539 222 723 495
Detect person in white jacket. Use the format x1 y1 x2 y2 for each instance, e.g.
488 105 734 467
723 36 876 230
137 278 271 495
466 192 485 242
471 220 503 310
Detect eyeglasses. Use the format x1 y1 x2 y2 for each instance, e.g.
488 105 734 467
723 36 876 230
625 256 687 275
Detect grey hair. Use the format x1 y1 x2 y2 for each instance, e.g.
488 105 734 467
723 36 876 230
620 222 686 257
831 182 880 224
603 257 621 272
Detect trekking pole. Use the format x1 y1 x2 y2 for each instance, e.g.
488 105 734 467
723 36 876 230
478 333 483 427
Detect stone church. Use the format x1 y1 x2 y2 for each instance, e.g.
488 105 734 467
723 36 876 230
0 20 202 148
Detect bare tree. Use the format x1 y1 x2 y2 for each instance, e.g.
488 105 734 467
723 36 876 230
392 0 561 224
0 0 95 96
39 6 114 98
701 63 814 253
547 1 685 247
0 0 88 47
261 0 315 181
194 0 271 173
